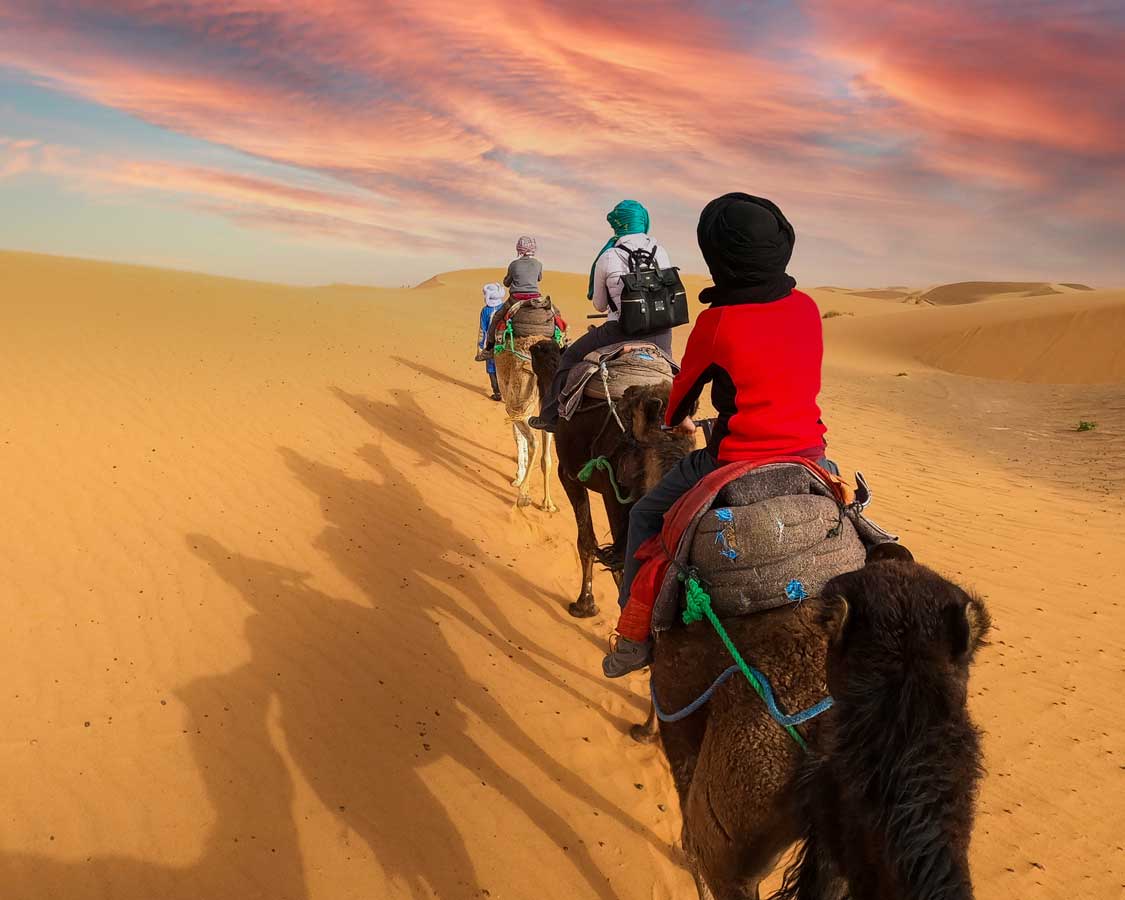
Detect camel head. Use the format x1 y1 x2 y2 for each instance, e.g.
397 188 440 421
614 383 697 497
529 339 562 400
794 544 991 900
818 543 991 698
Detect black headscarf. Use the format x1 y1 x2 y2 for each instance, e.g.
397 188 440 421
697 193 797 305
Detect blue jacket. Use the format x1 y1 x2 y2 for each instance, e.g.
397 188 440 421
478 304 501 374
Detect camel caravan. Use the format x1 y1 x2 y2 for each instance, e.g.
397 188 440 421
475 196 990 899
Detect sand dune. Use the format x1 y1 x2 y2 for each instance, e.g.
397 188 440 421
826 288 1125 384
804 287 909 319
915 281 1077 305
846 288 911 300
1 250 1122 900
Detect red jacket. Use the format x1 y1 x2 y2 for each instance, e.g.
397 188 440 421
666 289 826 462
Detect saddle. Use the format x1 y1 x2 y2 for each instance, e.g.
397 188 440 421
558 341 677 422
646 458 897 632
497 295 566 342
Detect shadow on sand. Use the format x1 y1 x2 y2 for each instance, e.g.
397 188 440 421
334 387 512 493
0 409 661 899
391 354 491 397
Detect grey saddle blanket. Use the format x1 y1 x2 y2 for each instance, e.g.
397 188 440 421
652 462 897 632
508 297 558 338
558 341 677 421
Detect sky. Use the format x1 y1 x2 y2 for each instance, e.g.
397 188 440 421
1 0 1122 287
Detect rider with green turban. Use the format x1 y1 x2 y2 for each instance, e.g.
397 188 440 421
531 200 675 431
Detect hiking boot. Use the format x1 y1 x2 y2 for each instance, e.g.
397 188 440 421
602 636 652 678
528 415 557 433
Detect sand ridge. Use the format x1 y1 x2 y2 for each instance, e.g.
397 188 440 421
1 251 1122 900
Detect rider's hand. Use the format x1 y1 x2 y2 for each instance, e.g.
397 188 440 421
673 417 696 436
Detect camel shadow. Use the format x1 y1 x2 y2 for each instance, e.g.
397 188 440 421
0 596 310 898
332 387 512 493
335 387 629 692
275 441 668 857
0 446 661 900
391 354 488 396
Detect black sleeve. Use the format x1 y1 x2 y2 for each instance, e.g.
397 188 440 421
668 362 717 426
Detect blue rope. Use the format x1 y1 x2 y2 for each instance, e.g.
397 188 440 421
651 664 834 727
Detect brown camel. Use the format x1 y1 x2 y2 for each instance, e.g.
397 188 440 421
494 335 558 511
650 542 991 900
530 339 694 618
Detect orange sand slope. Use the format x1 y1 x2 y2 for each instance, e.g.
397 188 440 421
916 281 1091 306
825 288 1125 383
1 250 1122 900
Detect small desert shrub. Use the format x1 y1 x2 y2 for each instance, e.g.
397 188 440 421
822 310 852 319
896 372 909 377
1076 420 1098 432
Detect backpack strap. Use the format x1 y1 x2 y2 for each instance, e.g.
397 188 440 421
604 239 659 313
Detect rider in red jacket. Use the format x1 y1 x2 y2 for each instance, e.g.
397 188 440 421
603 192 833 677
666 281 826 463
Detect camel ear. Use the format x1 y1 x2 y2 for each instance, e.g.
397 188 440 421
631 395 665 439
866 541 914 565
946 595 991 661
820 594 850 645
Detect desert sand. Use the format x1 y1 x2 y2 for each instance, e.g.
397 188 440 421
1 250 1122 900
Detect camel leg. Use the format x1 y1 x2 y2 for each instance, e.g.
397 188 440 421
527 422 542 497
630 698 659 744
560 477 598 618
691 869 719 900
679 823 751 900
540 432 558 513
684 819 766 900
511 420 533 507
682 731 793 900
602 494 631 556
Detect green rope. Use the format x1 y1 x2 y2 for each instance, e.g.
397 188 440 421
493 319 515 356
682 574 808 750
577 456 635 504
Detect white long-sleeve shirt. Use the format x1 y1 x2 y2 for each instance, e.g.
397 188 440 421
591 233 672 321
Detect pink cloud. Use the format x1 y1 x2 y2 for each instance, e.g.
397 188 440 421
0 2 844 209
0 1 1121 283
0 136 80 179
807 1 1124 156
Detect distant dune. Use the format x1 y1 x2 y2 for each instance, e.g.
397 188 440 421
848 289 911 300
915 281 1068 305
827 287 1125 384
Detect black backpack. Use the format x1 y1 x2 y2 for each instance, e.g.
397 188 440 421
609 243 690 336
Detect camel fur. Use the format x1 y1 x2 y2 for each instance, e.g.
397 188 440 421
651 543 991 900
530 339 694 619
494 335 558 512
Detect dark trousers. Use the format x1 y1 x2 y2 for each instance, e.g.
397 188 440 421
539 321 672 423
617 449 840 610
488 369 500 395
618 448 719 608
